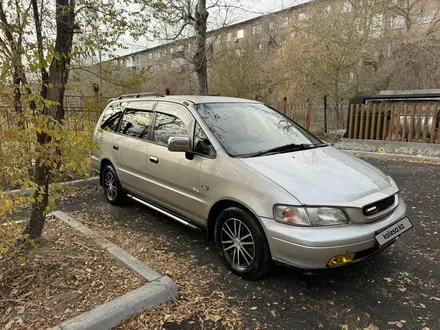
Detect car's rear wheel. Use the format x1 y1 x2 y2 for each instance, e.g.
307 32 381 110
102 165 125 205
214 206 272 280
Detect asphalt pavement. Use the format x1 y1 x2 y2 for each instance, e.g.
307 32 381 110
56 158 440 330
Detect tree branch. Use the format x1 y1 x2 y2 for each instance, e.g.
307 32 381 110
31 0 50 95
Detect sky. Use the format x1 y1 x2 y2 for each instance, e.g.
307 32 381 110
116 0 309 57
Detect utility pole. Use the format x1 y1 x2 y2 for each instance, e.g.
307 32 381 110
99 49 102 92
324 95 328 134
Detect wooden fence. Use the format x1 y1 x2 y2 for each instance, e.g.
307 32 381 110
346 103 440 143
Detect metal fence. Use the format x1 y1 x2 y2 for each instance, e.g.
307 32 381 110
0 95 112 131
273 99 346 133
63 95 112 131
65 95 348 133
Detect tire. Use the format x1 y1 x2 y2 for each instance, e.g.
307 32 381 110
214 206 272 280
102 165 126 205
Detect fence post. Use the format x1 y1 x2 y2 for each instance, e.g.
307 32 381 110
283 96 287 115
339 97 344 129
306 99 311 130
323 95 328 133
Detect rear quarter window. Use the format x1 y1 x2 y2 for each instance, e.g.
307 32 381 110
100 102 124 131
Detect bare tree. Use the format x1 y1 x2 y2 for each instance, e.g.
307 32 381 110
210 41 269 99
145 0 249 95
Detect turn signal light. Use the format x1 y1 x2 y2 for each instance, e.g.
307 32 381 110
327 253 355 267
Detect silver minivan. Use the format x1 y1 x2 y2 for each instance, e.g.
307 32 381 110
92 93 411 279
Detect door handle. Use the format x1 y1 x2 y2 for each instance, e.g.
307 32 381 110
113 144 119 150
149 156 159 164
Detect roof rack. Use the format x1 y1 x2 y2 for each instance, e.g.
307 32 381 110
118 92 165 100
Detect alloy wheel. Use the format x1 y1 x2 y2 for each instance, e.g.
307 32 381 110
104 171 117 201
221 218 256 270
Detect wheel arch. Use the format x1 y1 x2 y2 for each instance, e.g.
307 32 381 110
207 199 264 242
99 158 114 186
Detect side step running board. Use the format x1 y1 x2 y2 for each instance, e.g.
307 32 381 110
127 194 203 232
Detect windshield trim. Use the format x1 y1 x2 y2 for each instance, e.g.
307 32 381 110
194 102 325 158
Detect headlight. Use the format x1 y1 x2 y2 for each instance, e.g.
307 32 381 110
273 205 350 227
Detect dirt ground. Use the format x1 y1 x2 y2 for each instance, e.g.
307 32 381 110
0 217 143 330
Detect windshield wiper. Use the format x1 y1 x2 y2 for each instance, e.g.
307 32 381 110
245 143 317 158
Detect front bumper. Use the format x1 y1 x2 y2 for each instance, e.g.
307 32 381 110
261 199 407 269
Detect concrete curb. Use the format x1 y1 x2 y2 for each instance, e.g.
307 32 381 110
4 176 99 197
341 150 440 163
339 138 440 151
49 211 179 330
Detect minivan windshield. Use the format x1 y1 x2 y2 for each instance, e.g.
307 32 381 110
195 102 325 157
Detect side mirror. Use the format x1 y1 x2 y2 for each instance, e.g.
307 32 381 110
167 136 191 152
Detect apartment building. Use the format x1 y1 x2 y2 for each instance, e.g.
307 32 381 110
106 3 304 72
103 0 439 74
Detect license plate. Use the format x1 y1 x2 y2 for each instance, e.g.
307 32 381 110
375 217 413 246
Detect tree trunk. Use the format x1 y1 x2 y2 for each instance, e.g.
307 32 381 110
194 0 208 95
25 0 75 239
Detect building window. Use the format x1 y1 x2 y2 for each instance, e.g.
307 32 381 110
349 72 355 82
282 16 289 27
371 14 383 36
298 13 309 21
170 47 174 54
227 32 232 41
391 15 405 28
149 53 153 60
269 21 275 30
421 10 435 24
255 43 263 53
236 48 244 56
236 29 245 39
251 24 261 35
342 1 352 13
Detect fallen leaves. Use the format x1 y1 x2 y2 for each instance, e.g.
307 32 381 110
387 321 404 328
0 217 142 329
71 210 246 329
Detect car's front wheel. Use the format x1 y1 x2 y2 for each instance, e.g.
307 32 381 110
102 165 126 205
214 206 272 280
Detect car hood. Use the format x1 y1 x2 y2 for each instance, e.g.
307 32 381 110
240 146 391 204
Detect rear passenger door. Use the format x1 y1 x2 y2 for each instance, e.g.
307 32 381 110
147 102 206 222
92 101 126 171
112 101 156 196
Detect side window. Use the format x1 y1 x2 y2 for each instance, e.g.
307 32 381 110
119 109 153 139
153 113 188 145
100 102 123 131
194 122 216 157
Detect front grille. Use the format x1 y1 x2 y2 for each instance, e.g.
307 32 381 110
362 195 395 217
